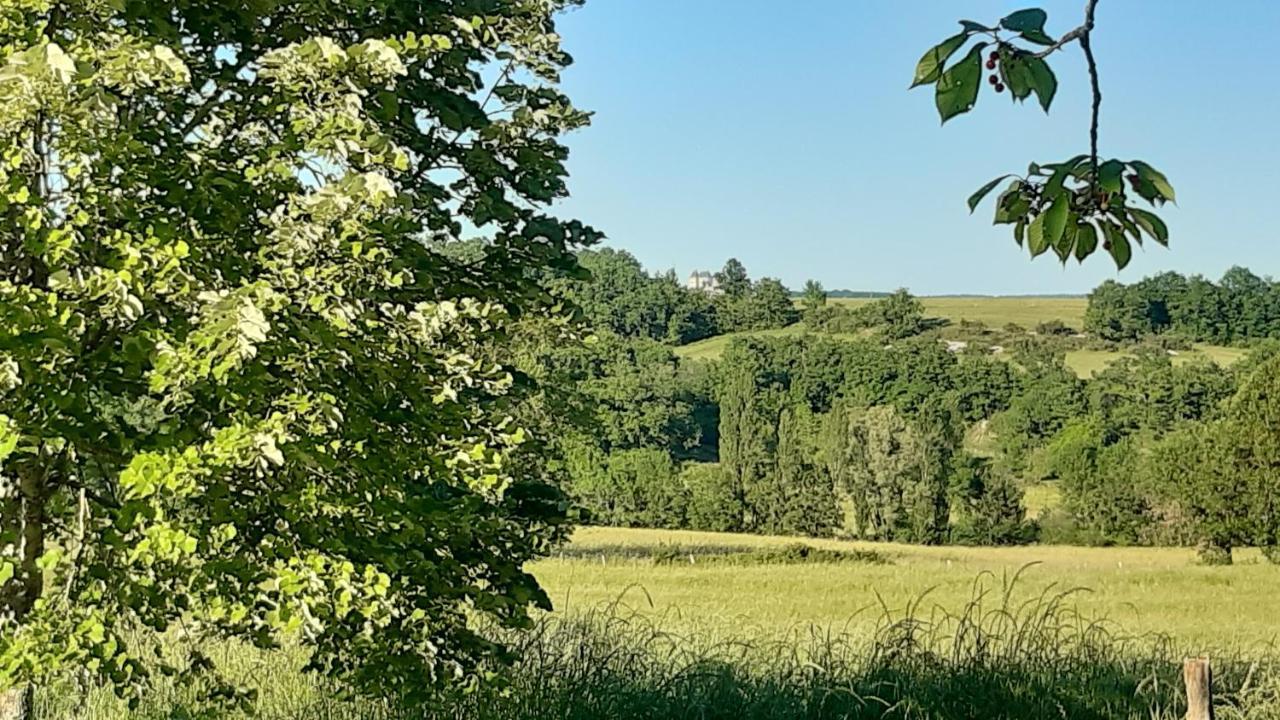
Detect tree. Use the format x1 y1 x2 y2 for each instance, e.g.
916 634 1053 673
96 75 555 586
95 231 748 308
801 279 828 314
716 363 771 532
913 3 1175 268
752 406 840 537
565 249 719 345
1224 356 1280 562
949 455 1037 545
823 404 951 543
739 277 800 331
1084 280 1150 341
715 258 750 298
859 289 926 340
682 463 742 532
1146 423 1240 564
0 1 597 714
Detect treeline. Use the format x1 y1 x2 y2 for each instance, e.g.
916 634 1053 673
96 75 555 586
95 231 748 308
521 248 1280 561
561 249 797 345
1086 266 1280 343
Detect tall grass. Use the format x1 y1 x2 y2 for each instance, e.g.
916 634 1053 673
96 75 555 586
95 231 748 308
37 567 1280 719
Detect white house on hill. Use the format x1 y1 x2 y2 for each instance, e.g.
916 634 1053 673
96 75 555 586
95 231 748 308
686 271 722 295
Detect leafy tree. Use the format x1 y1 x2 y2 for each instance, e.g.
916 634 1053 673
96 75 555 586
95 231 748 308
801 279 828 314
577 334 701 454
0 0 597 713
751 406 840 537
682 463 742 532
715 258 751 298
737 277 800 331
1146 423 1240 564
993 364 1085 472
1224 356 1280 561
913 3 1174 268
1044 421 1150 545
1084 280 1151 341
950 354 1021 422
716 362 771 532
949 455 1037 545
859 289 926 340
823 404 951 543
566 249 718 345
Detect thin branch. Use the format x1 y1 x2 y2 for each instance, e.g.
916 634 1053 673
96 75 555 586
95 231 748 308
1079 0 1102 199
1032 25 1087 59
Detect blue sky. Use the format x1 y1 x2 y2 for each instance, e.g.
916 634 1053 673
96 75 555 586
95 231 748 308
551 1 1280 295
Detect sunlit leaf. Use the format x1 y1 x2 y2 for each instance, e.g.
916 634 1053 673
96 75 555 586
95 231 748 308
912 32 969 87
935 43 986 123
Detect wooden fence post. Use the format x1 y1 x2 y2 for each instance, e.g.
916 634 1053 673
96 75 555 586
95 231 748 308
1183 656 1214 720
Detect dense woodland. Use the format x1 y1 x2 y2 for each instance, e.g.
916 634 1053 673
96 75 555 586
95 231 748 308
534 249 1280 563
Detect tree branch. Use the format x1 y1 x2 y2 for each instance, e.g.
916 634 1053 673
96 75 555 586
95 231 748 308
1031 0 1102 200
1079 0 1101 198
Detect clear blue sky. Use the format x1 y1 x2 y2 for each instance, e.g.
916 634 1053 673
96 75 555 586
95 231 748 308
551 1 1280 295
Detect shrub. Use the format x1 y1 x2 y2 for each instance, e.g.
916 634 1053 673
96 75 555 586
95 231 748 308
682 463 744 532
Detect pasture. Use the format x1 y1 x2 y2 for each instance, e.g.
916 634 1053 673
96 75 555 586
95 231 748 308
678 296 1247 378
40 526 1280 719
535 527 1280 653
830 295 1088 329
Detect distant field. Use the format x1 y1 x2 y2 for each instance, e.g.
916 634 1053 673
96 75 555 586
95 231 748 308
1064 343 1248 377
674 325 848 361
831 295 1088 330
678 297 1248 377
678 295 1087 362
534 526 1280 652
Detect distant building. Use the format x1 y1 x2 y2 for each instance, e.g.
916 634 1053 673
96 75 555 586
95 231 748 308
686 271 722 295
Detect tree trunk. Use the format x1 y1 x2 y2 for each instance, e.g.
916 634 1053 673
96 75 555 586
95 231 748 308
0 686 30 720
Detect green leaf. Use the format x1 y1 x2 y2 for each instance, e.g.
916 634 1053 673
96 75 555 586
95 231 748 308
935 43 985 123
0 561 13 585
1019 28 1055 46
959 20 994 33
44 43 78 85
1131 161 1176 203
1043 193 1069 249
1130 208 1169 246
1013 218 1027 246
968 174 1013 212
1043 155 1087 198
1025 56 1057 112
1074 222 1098 262
1027 211 1048 257
998 50 1031 102
993 181 1029 224
1097 159 1125 193
1000 8 1048 33
912 32 969 87
1101 221 1132 269
1052 216 1076 263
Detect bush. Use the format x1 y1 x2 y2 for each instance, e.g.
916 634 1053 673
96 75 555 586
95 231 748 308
567 447 689 529
1035 319 1075 336
682 463 743 532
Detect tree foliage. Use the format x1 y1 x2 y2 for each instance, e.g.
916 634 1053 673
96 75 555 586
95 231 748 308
0 0 598 709
913 3 1174 268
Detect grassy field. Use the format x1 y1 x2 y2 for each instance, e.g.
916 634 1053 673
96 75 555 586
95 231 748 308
40 526 1280 719
830 295 1088 329
1065 343 1250 377
678 296 1249 377
535 527 1280 653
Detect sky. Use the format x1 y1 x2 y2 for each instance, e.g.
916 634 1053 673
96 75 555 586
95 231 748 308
550 0 1280 295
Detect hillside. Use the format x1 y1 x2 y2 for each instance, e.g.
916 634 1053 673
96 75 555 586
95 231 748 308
677 295 1245 377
